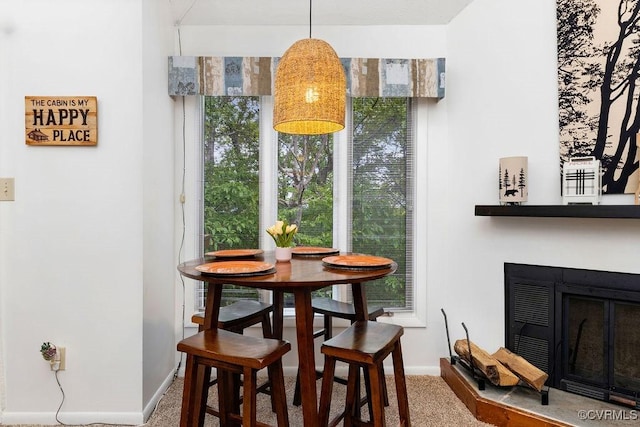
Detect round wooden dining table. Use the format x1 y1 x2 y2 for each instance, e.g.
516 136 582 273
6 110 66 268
177 252 397 427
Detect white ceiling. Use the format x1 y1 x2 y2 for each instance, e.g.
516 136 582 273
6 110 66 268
173 0 475 26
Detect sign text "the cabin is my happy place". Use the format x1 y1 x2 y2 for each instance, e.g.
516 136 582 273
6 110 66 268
25 96 98 146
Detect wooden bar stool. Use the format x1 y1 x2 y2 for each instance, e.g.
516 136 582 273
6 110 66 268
191 299 273 335
292 298 386 408
191 300 275 416
318 320 411 427
178 329 290 427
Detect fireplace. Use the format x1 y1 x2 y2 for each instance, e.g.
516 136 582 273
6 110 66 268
505 263 640 409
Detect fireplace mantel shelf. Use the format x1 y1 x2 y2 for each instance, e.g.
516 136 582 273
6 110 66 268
475 204 640 219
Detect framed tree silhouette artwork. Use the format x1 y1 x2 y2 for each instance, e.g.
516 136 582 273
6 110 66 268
557 0 640 194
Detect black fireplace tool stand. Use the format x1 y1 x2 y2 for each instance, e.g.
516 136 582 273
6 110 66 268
441 308 549 405
441 308 485 390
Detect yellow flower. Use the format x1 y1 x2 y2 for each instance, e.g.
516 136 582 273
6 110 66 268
285 224 297 234
274 221 284 234
266 220 298 247
267 224 282 236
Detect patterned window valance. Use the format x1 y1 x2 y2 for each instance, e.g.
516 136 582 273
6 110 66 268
168 56 445 99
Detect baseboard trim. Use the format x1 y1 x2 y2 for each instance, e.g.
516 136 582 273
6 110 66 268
143 370 178 422
0 411 144 426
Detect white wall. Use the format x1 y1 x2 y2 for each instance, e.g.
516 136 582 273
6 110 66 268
141 0 177 415
176 24 447 59
0 0 176 424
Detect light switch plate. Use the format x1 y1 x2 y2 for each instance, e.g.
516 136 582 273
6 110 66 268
0 178 15 201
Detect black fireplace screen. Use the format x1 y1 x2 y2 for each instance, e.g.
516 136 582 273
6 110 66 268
505 263 640 408
613 302 640 392
565 296 605 383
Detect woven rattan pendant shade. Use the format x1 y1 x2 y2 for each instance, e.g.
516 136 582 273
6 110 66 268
273 38 346 135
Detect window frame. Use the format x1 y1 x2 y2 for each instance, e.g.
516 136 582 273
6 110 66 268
179 95 429 328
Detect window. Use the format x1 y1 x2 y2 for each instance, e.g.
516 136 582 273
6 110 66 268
278 133 334 247
199 96 261 306
350 98 413 310
196 96 414 312
278 132 335 306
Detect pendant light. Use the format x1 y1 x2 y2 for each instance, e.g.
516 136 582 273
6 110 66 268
273 0 346 135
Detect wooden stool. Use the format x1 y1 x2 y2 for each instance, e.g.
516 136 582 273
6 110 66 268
318 320 411 427
178 329 290 427
292 298 386 407
191 300 275 416
191 299 273 335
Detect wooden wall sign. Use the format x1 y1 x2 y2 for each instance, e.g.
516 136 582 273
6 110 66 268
25 96 98 146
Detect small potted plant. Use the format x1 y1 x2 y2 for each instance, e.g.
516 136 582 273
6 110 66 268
266 220 298 262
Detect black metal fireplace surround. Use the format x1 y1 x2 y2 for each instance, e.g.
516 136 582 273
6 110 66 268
504 263 640 409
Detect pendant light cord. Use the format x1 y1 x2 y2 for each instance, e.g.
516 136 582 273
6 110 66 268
309 0 312 38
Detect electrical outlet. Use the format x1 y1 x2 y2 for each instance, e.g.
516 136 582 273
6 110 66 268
0 178 15 201
51 347 66 371
58 347 66 370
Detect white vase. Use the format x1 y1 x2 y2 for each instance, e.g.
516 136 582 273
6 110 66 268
275 247 292 262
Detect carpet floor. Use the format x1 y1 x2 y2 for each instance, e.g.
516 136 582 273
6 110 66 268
7 375 492 426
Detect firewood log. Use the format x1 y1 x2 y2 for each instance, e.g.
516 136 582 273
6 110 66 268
454 339 520 387
492 347 549 392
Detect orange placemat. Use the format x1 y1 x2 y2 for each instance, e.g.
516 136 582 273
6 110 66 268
291 246 339 256
205 249 264 258
196 260 275 276
322 254 393 270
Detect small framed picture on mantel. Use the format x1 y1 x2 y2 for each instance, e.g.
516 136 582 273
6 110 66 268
25 96 98 146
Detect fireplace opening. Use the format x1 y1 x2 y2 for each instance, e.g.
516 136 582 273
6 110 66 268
563 295 640 405
505 263 640 409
